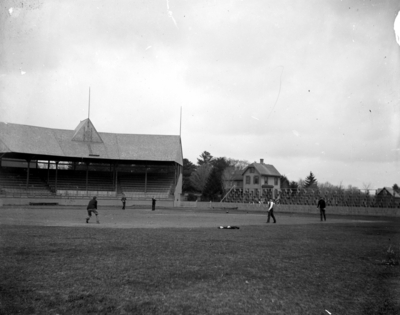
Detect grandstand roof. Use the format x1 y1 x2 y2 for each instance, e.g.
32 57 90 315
0 120 183 165
242 162 281 177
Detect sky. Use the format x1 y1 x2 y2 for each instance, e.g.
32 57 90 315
1 0 400 190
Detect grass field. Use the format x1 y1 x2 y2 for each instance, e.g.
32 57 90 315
0 206 399 314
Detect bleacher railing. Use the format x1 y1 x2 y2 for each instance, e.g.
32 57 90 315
121 192 172 199
222 188 400 208
56 190 117 197
0 185 172 199
0 184 53 197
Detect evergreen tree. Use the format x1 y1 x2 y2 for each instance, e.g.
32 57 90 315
203 157 231 200
202 167 222 201
303 172 318 188
289 181 299 195
197 151 213 166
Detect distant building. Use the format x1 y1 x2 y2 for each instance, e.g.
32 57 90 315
223 158 282 199
376 187 400 206
377 187 400 197
242 159 281 198
223 169 243 190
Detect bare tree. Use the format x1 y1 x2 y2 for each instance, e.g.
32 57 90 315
221 158 250 191
225 158 250 170
346 185 360 193
222 166 242 191
337 181 344 192
362 182 371 190
318 181 336 194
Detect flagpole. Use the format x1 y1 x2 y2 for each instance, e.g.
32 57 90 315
88 87 91 125
179 106 182 137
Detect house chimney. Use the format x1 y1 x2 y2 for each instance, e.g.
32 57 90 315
260 159 264 164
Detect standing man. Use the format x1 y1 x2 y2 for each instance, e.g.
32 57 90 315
152 197 156 211
267 199 277 224
317 196 327 221
86 196 99 224
121 195 126 210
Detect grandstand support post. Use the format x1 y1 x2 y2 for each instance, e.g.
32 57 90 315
145 166 148 194
86 162 89 193
174 164 178 188
112 163 115 187
114 164 118 193
25 158 31 189
47 160 50 183
55 161 59 192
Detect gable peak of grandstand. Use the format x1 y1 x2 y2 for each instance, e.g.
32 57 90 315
72 119 103 143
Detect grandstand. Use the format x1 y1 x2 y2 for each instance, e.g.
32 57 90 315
45 169 115 197
0 119 183 204
119 171 175 199
222 187 400 208
0 167 53 196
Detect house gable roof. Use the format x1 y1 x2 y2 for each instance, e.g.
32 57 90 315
242 162 281 177
377 187 400 198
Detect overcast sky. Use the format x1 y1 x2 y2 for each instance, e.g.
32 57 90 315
1 0 399 189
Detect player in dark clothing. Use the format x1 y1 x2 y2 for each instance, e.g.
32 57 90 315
121 195 126 210
86 196 99 224
317 197 326 221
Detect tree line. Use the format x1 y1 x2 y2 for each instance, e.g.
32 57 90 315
183 151 250 201
183 151 400 201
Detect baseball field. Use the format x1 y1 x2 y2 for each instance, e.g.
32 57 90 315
0 205 399 314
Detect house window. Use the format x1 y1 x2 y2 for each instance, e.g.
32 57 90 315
274 177 278 185
246 176 250 184
254 176 259 185
250 168 255 173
